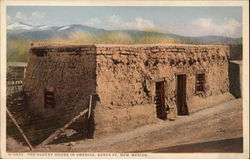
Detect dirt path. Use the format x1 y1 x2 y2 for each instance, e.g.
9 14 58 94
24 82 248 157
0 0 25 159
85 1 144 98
35 98 242 152
143 137 243 153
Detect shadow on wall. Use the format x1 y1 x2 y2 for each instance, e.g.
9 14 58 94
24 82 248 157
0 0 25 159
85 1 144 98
8 44 99 146
51 94 100 145
229 62 242 98
229 44 242 60
228 44 242 98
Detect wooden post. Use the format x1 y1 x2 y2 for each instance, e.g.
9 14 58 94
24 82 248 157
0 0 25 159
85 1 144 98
6 108 34 151
86 95 94 138
38 108 89 148
88 95 93 119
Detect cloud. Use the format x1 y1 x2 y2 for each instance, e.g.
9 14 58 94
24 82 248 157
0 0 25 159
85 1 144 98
7 11 46 24
175 18 241 37
31 11 45 19
107 15 122 25
14 11 27 21
86 17 101 26
85 15 158 31
124 17 155 30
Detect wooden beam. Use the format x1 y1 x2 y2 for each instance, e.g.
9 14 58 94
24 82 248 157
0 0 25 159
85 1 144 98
6 108 34 151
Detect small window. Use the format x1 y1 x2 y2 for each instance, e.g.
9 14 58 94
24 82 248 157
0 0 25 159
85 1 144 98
196 73 205 92
44 87 55 109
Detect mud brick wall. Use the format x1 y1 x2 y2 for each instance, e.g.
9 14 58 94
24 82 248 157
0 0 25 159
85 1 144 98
23 43 97 143
24 43 230 140
94 44 229 137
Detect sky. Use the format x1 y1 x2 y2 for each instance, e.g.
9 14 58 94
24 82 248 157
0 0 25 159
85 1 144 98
7 6 242 38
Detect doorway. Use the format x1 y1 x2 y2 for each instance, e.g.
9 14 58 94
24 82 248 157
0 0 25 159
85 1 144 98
176 74 189 115
155 81 166 119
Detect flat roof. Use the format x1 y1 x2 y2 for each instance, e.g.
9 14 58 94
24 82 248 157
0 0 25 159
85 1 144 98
31 42 228 49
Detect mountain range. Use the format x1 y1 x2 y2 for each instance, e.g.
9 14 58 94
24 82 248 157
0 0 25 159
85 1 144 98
7 22 242 44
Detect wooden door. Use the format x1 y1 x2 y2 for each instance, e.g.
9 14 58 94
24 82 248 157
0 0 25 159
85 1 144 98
177 75 189 115
155 81 166 119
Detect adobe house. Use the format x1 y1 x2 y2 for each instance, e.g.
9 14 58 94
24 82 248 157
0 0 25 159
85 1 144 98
23 42 230 138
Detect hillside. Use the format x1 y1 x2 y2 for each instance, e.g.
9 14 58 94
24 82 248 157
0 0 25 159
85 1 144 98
7 22 242 62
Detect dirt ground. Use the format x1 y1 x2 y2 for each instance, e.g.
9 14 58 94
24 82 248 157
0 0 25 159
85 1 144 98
143 137 243 153
16 98 241 153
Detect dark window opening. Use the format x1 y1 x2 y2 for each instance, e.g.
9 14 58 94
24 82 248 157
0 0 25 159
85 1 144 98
196 73 205 92
155 81 167 120
44 87 55 109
